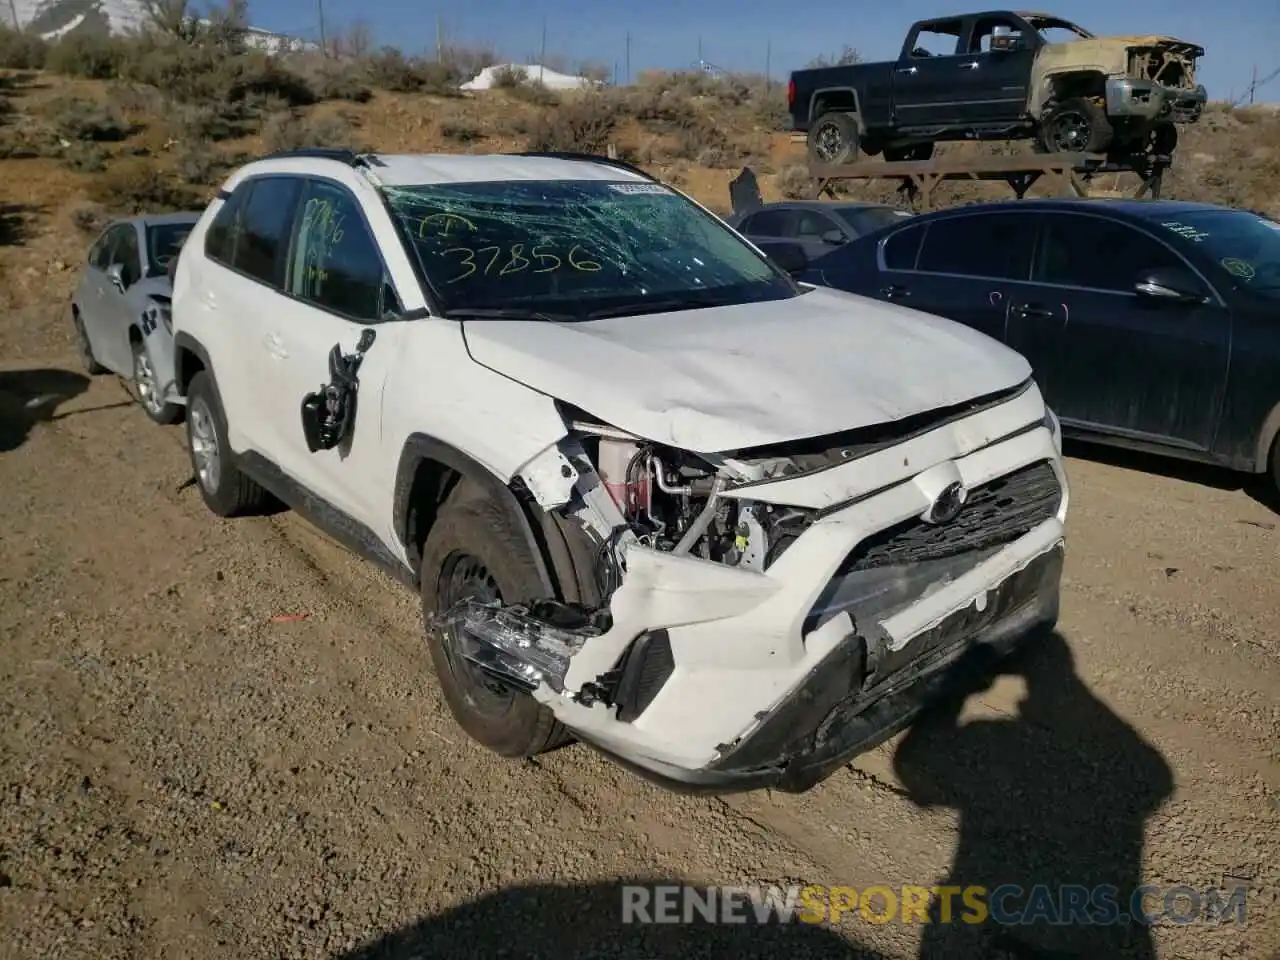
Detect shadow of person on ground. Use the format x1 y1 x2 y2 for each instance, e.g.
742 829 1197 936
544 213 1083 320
893 631 1174 959
337 878 885 960
0 368 90 453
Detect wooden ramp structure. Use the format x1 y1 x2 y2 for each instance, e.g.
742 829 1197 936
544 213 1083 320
807 152 1172 210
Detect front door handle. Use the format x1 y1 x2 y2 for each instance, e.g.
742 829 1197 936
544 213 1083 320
1013 303 1055 319
263 333 287 360
896 66 918 75
881 284 910 299
960 61 980 70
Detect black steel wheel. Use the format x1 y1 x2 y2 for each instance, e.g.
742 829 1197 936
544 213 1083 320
1038 97 1113 154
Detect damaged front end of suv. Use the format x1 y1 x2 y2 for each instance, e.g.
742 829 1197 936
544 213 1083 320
433 381 1068 794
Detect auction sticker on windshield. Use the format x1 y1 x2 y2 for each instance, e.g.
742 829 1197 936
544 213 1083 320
607 183 673 195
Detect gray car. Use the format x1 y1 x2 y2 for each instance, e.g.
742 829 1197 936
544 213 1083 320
725 200 914 260
70 212 201 424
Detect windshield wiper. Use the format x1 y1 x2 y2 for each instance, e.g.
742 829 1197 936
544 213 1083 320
445 307 583 322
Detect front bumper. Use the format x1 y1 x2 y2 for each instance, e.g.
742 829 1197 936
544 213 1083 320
545 385 1068 791
1105 78 1207 124
586 539 1062 795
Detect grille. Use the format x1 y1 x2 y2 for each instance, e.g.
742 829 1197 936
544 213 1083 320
841 460 1062 573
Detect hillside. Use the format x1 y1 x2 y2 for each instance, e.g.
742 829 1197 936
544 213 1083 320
1 24 1277 363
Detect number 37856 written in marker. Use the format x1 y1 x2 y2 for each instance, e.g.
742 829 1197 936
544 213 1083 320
441 244 602 282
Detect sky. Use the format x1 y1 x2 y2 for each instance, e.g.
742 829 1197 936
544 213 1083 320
254 0 1278 104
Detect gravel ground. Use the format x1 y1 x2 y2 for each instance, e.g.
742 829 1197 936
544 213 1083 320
0 359 1277 960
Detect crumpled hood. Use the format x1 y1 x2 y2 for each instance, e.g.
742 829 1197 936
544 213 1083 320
462 286 1033 453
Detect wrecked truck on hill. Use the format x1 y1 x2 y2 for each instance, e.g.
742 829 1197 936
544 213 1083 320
789 11 1206 165
168 149 1070 794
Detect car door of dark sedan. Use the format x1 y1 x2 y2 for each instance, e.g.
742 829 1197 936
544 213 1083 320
1022 212 1231 453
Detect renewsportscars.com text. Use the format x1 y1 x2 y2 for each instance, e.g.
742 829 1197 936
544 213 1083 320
620 883 1248 927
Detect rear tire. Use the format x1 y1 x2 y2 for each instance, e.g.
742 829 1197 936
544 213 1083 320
420 486 569 757
184 370 272 517
807 111 862 165
131 339 183 425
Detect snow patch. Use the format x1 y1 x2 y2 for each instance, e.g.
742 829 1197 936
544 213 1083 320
460 64 599 92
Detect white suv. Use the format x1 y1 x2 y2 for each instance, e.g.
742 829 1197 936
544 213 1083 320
170 148 1068 793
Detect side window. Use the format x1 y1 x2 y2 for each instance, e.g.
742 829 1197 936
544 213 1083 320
910 22 963 58
795 211 841 240
917 213 1035 279
746 209 797 238
881 222 926 271
113 225 141 287
1033 214 1188 292
232 177 302 286
287 180 388 322
205 188 247 267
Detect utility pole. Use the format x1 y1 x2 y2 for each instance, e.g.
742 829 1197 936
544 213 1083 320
436 16 443 61
539 17 547 81
765 39 771 92
315 0 327 56
625 31 631 85
1250 64 1257 104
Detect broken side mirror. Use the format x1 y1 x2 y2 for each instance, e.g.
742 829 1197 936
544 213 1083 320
300 329 378 453
1133 266 1206 304
765 242 809 277
107 262 126 292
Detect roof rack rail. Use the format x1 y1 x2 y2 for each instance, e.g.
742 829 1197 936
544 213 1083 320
258 148 385 167
513 151 658 182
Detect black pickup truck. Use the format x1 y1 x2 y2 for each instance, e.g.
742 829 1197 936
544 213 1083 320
788 11 1206 165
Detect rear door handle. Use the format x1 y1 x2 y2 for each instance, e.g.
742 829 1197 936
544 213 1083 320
896 66 918 75
1013 304 1055 319
881 284 910 299
960 61 980 70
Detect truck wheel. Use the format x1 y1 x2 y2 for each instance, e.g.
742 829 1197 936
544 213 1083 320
808 112 861 165
184 371 272 517
884 143 934 162
1038 98 1113 154
420 486 570 758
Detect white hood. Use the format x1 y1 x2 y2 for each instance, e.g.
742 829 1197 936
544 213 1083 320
462 286 1033 453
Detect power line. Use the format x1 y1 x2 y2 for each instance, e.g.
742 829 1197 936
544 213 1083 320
1234 63 1280 106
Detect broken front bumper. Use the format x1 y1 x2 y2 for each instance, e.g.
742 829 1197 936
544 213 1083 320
1105 77 1207 124
592 542 1062 794
543 386 1068 792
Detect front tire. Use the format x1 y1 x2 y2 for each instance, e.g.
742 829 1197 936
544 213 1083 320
807 111 862 165
71 306 106 376
420 486 569 757
131 339 183 425
1037 97 1113 154
184 370 272 517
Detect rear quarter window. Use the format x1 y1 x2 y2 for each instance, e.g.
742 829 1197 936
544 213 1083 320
881 222 926 271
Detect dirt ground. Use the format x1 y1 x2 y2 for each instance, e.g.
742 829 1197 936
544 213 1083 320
1 334 1277 960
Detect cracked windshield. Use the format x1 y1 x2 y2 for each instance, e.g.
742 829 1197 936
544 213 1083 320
384 180 799 319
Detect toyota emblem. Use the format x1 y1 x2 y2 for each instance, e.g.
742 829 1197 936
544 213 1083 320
926 481 967 525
